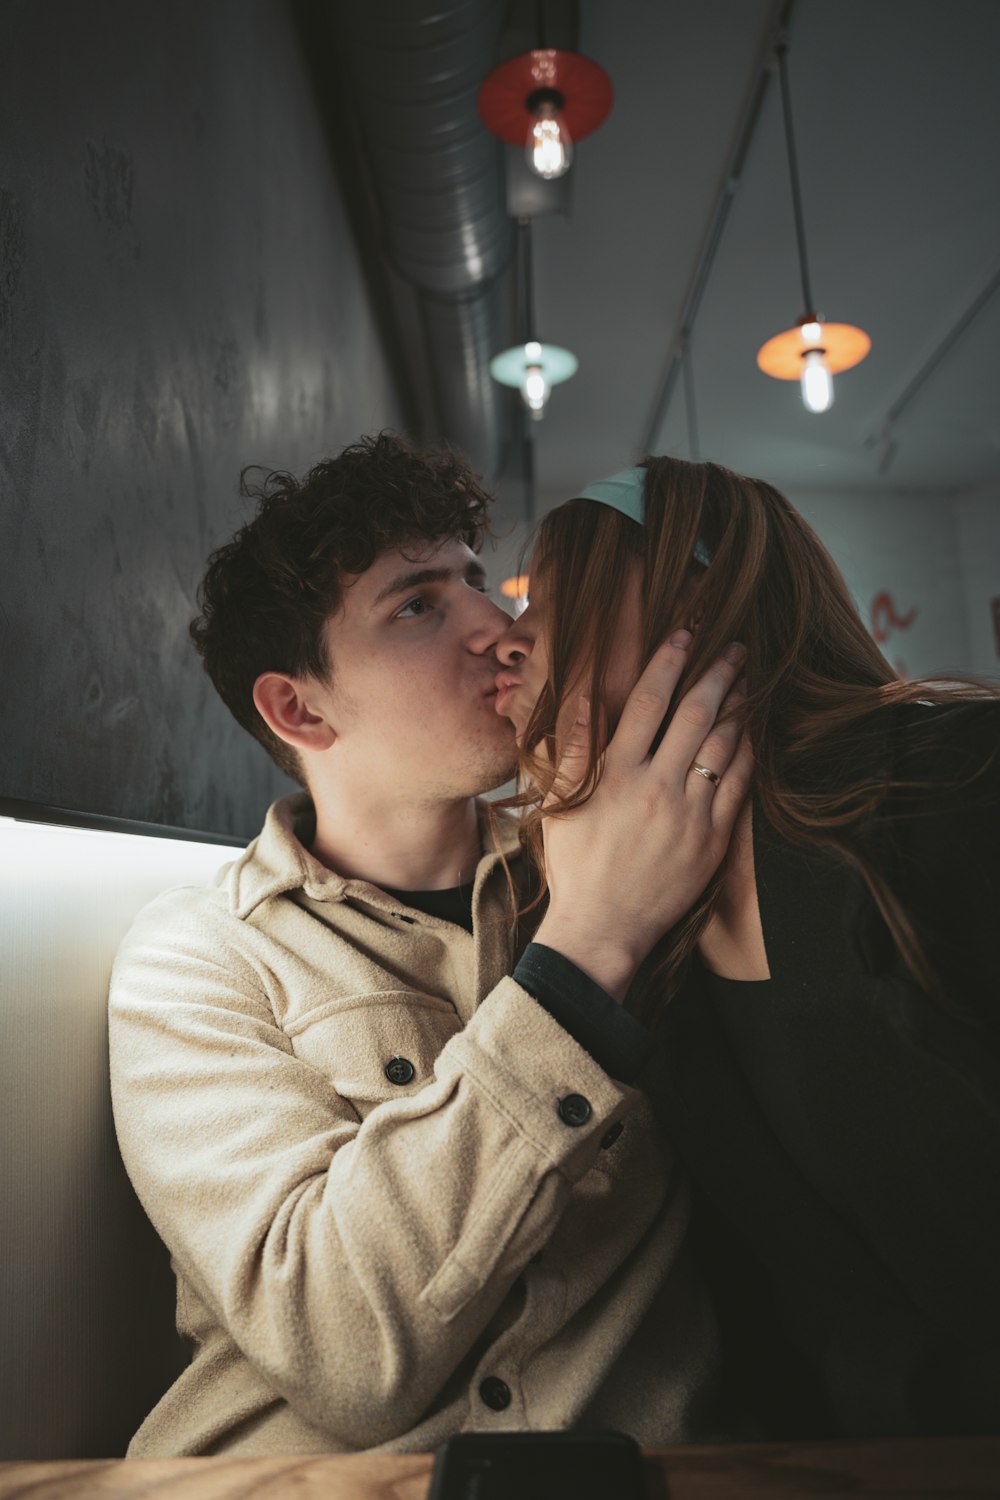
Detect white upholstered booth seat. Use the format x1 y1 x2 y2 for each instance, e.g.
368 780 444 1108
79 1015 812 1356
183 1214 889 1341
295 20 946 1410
0 814 242 1459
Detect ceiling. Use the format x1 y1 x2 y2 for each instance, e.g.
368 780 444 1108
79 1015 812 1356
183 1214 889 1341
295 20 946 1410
521 0 1000 513
323 0 1000 548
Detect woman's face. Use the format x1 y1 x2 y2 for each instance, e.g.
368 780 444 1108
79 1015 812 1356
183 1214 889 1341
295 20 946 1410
493 555 645 742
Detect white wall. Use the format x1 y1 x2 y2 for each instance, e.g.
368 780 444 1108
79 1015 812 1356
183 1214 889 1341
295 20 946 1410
954 485 1000 682
791 487 970 682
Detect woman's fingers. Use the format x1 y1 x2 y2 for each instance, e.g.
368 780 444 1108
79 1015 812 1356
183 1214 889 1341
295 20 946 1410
604 631 697 768
555 634 750 818
708 729 755 835
639 642 747 784
682 677 747 790
533 652 754 1000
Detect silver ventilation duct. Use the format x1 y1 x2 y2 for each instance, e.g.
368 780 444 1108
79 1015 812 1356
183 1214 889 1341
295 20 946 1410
329 0 517 478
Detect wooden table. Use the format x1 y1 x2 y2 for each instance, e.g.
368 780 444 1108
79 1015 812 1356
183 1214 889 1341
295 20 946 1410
1 1439 999 1498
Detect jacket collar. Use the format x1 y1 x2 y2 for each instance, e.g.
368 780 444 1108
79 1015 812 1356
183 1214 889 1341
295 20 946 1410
226 792 523 921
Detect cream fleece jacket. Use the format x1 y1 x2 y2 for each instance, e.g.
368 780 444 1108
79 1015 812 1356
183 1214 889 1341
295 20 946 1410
108 794 720 1457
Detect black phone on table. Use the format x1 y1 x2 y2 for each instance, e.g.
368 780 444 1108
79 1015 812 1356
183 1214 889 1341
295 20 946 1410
427 1428 650 1500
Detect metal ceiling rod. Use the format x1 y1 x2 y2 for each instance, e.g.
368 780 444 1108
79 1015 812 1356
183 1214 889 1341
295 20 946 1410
868 262 1000 472
682 338 700 461
642 0 796 455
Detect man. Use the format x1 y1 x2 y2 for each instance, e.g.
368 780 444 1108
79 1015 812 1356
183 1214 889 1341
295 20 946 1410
109 433 748 1456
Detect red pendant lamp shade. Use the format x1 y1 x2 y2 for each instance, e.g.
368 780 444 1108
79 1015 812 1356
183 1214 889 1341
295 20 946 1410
478 49 613 145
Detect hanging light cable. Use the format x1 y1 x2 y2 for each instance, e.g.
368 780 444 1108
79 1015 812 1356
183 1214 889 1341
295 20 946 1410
757 41 871 413
489 218 577 422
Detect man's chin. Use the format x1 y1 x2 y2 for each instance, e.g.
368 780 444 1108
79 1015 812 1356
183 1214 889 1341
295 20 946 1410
475 744 520 795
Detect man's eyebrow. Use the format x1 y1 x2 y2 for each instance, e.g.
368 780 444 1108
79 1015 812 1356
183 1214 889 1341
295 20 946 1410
371 561 487 610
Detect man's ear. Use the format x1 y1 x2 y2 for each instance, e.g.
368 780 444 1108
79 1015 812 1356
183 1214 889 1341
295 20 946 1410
252 673 337 754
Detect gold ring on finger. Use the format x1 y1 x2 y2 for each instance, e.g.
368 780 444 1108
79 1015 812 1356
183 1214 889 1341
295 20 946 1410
690 761 721 786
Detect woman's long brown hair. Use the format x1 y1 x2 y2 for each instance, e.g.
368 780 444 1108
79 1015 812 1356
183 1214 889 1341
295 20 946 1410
500 454 1000 1019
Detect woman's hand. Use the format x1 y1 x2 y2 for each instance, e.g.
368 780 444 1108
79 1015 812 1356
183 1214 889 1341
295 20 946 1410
531 632 753 1001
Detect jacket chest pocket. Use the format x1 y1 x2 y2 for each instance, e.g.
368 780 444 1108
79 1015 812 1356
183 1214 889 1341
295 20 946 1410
286 990 462 1119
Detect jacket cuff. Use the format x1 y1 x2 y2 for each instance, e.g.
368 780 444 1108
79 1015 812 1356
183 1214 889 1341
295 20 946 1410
441 975 634 1182
513 942 649 1084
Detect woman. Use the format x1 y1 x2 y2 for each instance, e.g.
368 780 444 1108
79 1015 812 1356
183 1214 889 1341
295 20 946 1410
494 456 1000 1440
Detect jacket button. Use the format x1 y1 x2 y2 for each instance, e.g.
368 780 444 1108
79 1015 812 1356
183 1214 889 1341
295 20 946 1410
479 1376 511 1411
384 1056 415 1085
600 1121 624 1149
557 1093 591 1127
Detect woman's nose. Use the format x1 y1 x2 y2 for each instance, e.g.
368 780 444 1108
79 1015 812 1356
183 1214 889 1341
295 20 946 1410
495 619 533 667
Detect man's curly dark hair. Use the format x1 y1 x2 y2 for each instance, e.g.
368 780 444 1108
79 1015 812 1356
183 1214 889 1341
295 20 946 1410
190 432 495 784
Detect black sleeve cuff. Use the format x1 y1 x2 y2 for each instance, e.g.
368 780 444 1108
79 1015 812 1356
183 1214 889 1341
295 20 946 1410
513 942 650 1084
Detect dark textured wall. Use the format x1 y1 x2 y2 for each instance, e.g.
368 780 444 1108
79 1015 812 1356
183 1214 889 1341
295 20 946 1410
0 0 403 839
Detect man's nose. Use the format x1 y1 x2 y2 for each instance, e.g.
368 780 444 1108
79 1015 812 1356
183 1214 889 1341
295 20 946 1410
466 593 516 655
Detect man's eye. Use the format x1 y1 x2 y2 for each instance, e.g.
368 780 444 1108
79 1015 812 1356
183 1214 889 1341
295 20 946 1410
396 596 429 619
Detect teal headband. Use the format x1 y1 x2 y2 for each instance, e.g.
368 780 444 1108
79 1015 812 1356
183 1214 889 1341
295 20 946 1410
574 466 712 568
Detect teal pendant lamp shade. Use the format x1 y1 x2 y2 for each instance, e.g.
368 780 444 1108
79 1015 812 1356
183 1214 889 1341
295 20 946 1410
489 341 578 420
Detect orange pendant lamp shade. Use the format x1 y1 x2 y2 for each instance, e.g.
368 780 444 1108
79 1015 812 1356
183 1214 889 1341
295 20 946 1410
757 321 871 379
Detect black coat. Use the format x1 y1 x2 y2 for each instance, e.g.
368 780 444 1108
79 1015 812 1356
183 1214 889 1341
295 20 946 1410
643 700 1000 1438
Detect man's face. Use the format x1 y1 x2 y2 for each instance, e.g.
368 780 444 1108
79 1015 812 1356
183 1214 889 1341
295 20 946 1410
315 537 518 801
